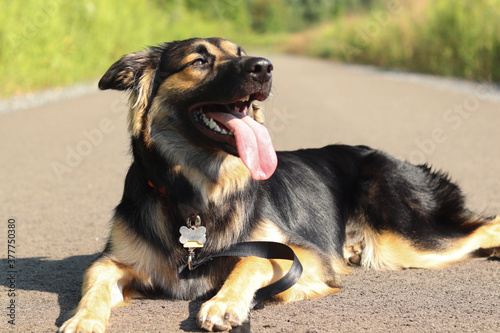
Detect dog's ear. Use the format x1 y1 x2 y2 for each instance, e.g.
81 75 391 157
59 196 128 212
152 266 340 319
99 46 165 138
98 49 161 91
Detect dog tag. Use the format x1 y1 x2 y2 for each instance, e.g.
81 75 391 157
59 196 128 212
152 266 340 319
179 226 206 248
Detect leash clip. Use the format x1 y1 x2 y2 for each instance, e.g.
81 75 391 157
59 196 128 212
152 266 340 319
187 214 202 228
187 248 195 271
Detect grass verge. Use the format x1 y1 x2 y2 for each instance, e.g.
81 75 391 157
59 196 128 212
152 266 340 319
0 0 250 98
282 0 500 82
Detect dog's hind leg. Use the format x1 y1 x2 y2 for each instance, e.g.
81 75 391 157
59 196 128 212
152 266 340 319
362 215 500 270
58 257 132 333
470 215 500 255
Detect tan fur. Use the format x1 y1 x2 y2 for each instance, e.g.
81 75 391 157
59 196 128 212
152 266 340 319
198 255 276 331
274 246 341 302
128 67 156 139
360 216 500 270
249 219 288 243
58 258 131 333
147 127 252 207
343 222 366 266
157 68 206 94
108 219 175 288
249 220 351 277
198 245 340 331
181 153 252 205
218 39 245 56
252 103 266 124
154 40 242 97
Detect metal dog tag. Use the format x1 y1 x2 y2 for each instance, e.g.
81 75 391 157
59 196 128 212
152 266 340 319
179 226 206 248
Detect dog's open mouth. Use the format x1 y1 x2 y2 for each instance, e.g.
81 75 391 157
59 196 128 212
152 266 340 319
188 94 278 180
190 96 254 140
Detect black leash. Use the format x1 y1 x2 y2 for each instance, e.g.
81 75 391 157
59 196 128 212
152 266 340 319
191 241 303 332
209 241 303 308
147 182 303 331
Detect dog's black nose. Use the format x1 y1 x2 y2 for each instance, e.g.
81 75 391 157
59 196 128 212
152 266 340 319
245 57 273 84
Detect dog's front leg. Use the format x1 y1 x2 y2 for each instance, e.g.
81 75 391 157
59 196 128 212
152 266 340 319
198 256 278 331
59 257 130 333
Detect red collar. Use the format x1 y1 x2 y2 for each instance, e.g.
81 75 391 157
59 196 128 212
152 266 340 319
148 180 167 196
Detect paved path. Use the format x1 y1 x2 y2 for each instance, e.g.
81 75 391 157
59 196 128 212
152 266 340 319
1 54 499 332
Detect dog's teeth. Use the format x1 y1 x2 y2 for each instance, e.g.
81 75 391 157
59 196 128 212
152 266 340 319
202 114 210 126
199 112 230 135
238 95 250 103
228 130 234 136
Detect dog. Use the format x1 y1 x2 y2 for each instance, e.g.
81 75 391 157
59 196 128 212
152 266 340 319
59 37 500 332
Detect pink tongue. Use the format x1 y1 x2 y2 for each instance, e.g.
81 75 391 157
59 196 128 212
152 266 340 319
207 111 278 180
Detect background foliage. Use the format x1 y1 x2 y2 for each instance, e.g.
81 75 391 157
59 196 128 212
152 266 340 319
284 0 500 81
1 0 498 98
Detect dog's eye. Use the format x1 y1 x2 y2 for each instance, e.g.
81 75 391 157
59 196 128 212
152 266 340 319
191 58 208 67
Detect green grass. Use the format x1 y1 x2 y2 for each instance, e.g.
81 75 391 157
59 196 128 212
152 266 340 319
414 0 500 80
0 0 347 98
2 0 499 98
0 0 250 98
284 0 500 81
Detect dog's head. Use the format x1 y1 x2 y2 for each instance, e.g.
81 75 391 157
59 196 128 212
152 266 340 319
99 37 277 181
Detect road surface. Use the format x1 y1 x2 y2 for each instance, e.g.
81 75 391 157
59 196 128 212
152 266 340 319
1 54 499 332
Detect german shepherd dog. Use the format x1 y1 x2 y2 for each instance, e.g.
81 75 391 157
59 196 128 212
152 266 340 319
59 37 500 332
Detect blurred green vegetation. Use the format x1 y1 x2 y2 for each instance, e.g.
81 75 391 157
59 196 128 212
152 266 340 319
1 0 382 97
285 0 500 81
1 0 498 98
0 0 233 97
0 0 351 97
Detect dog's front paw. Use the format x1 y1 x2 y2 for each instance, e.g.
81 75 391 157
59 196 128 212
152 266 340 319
197 295 250 331
58 311 107 333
